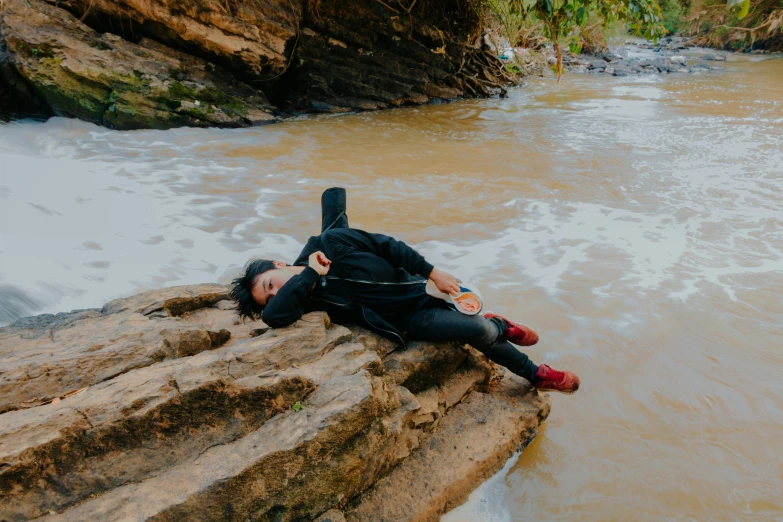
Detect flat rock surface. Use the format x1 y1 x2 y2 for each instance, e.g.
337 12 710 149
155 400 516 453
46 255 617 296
0 284 237 413
0 284 550 521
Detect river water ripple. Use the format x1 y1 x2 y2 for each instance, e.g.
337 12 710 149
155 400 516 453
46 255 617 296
1 50 782 520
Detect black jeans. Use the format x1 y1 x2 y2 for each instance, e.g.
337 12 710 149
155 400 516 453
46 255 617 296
403 308 538 382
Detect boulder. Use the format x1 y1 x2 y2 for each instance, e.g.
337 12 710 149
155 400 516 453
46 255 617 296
0 285 550 521
0 0 276 129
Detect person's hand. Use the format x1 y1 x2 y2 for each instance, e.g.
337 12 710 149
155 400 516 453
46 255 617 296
429 268 460 296
308 251 331 276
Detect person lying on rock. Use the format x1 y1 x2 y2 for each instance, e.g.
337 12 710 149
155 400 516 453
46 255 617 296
230 188 579 394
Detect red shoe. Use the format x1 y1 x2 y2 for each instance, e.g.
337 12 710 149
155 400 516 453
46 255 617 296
484 313 539 346
533 364 580 394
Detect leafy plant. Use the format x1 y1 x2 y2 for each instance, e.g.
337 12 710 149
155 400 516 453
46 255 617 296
489 0 547 47
291 402 304 412
658 0 685 33
502 0 666 81
686 0 783 51
727 0 750 19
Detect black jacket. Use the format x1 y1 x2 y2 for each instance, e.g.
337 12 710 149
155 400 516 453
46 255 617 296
261 188 439 346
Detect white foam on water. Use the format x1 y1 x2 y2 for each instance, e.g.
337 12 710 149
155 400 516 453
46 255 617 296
420 200 690 298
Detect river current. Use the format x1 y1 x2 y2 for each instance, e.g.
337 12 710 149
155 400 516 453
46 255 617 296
1 50 782 520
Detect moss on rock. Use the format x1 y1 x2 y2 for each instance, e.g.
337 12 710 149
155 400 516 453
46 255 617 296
0 0 276 129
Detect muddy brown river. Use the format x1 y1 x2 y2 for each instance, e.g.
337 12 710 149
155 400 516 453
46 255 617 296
1 49 782 520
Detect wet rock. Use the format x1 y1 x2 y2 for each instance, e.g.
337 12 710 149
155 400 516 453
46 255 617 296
588 60 607 71
0 287 550 521
568 38 731 79
0 0 276 129
568 44 727 78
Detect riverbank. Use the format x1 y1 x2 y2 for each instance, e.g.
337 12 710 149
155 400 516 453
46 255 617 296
0 285 549 521
0 0 513 130
501 35 782 79
3 0 769 131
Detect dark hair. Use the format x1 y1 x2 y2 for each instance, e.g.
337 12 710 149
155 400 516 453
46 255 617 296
230 259 277 321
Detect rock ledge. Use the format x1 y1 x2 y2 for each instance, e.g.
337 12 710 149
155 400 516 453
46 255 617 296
0 284 550 522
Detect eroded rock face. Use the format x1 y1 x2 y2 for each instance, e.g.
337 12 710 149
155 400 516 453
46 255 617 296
0 284 550 521
52 0 301 82
0 284 236 413
0 0 513 128
0 0 276 129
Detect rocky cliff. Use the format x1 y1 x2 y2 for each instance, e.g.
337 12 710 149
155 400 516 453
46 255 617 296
0 284 550 522
0 0 514 129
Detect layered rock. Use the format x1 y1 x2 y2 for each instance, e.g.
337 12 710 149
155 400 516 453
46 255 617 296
0 284 237 413
0 0 514 128
0 0 276 129
0 285 550 521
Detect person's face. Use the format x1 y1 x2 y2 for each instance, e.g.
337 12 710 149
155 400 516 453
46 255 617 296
251 262 294 306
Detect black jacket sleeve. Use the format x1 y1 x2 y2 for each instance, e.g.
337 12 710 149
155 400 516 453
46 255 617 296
331 229 434 278
321 187 348 232
369 232 434 278
261 266 320 328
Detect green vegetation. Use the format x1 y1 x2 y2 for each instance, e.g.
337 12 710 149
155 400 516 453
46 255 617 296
292 402 304 412
488 0 665 80
20 42 55 59
167 82 245 115
659 0 686 33
686 0 783 50
485 0 781 79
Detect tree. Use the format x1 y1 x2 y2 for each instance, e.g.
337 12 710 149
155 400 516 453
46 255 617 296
508 0 667 81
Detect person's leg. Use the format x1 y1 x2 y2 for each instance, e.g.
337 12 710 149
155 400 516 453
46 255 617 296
404 308 539 382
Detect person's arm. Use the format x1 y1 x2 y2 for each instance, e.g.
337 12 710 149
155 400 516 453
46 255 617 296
321 187 348 232
261 252 332 328
362 231 435 279
364 231 461 294
261 267 320 328
328 229 460 294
